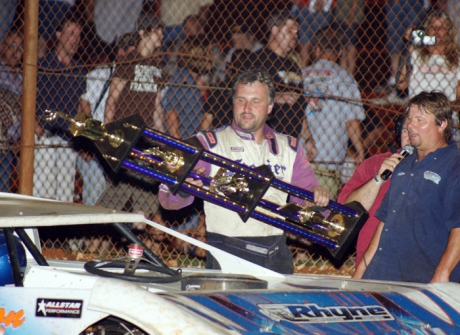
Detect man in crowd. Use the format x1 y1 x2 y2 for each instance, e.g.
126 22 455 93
99 16 165 234
104 16 164 130
0 28 23 193
302 32 365 200
78 33 136 206
243 10 316 159
35 14 86 202
353 91 460 283
159 69 329 274
218 23 264 81
338 115 409 266
0 28 23 96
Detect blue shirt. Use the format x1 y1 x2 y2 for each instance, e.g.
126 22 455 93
36 51 87 141
302 59 365 164
162 67 202 139
363 143 460 283
0 61 22 96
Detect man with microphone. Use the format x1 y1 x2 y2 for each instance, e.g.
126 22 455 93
353 91 460 283
338 115 410 267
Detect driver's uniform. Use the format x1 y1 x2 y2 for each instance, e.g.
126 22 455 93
159 121 320 273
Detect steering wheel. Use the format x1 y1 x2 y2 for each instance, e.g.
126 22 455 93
84 259 182 284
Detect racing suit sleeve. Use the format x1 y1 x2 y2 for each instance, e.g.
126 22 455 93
289 145 320 205
158 134 211 210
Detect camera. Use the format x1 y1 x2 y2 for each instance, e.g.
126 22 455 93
411 29 436 47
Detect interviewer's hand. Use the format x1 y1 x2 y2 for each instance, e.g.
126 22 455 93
377 152 405 178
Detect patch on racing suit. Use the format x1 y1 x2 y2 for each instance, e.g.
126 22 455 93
202 130 218 148
288 136 298 151
265 132 276 155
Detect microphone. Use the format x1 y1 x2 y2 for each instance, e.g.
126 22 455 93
380 145 414 181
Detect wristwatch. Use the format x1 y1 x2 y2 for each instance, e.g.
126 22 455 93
373 174 385 186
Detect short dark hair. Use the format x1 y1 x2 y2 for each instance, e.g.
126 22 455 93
232 69 275 103
136 13 164 33
115 33 136 51
404 90 453 141
177 37 210 74
183 14 200 26
56 14 82 33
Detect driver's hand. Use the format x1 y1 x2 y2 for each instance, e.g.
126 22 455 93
185 167 206 187
310 185 330 207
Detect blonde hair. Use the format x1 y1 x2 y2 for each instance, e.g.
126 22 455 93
419 10 460 69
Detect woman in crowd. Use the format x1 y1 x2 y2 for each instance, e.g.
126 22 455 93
397 10 460 103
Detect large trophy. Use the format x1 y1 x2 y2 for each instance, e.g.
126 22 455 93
44 111 368 259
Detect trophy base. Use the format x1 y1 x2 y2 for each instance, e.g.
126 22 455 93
328 201 368 259
95 114 146 172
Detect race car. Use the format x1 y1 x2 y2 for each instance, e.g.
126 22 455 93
1 191 460 335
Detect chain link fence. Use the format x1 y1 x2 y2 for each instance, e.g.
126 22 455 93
1 0 459 276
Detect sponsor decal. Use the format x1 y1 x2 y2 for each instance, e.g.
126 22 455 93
36 299 83 318
259 303 394 323
0 308 25 328
231 147 244 152
206 132 216 145
424 171 441 184
234 158 287 179
266 159 287 177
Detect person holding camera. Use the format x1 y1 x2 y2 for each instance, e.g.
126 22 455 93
397 11 460 104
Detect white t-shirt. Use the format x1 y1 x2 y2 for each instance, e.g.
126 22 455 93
81 65 114 122
410 49 460 101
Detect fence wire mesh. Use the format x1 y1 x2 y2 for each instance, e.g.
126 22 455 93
1 0 459 276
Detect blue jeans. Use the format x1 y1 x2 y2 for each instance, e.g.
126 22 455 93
76 155 108 206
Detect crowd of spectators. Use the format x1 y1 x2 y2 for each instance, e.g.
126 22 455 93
0 0 459 264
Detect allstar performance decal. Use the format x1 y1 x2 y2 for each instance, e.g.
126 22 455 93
258 303 394 323
36 299 83 318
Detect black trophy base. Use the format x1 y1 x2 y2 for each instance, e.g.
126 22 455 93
328 201 368 259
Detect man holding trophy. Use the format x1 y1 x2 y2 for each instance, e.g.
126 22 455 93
159 69 329 273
